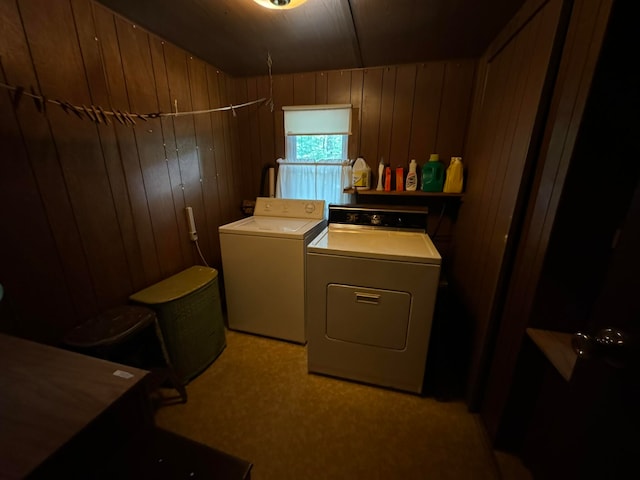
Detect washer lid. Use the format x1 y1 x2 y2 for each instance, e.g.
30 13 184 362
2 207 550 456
219 216 326 239
307 226 441 264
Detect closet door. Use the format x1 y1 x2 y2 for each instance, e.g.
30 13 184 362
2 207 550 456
450 0 569 408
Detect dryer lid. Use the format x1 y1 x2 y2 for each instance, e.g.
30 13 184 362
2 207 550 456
307 226 441 264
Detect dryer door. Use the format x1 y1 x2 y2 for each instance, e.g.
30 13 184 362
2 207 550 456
326 284 411 350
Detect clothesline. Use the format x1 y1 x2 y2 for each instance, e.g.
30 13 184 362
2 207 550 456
1 81 267 125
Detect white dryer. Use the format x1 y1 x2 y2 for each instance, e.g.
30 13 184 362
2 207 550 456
219 197 326 344
306 204 441 393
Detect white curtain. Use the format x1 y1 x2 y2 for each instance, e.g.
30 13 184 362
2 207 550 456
276 159 352 217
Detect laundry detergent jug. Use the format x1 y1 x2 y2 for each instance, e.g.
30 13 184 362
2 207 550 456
421 154 444 192
352 157 370 190
443 157 464 193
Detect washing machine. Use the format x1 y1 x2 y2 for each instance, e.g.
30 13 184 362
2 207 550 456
306 204 441 393
219 197 326 344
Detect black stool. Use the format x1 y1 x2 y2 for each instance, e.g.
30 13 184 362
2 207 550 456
63 305 187 404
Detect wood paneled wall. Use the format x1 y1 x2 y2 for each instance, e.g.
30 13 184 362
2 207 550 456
230 61 476 259
231 61 477 197
449 0 566 407
1 1 478 345
0 0 241 343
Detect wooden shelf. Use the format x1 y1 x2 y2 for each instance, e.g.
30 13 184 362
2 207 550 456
344 188 463 198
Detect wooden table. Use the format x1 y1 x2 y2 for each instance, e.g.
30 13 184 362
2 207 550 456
0 332 253 479
0 333 150 479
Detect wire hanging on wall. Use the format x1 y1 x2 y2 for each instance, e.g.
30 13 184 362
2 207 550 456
0 81 266 126
266 52 275 113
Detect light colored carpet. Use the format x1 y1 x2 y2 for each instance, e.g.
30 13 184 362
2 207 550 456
154 329 521 480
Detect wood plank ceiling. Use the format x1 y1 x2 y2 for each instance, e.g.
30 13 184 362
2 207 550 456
94 0 526 77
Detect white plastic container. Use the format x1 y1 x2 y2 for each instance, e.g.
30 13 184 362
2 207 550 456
406 159 418 191
376 158 384 191
352 157 371 190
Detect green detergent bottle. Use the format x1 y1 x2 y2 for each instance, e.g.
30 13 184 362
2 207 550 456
421 154 444 192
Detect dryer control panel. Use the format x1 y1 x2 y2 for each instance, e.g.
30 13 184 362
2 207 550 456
254 197 325 219
327 204 428 231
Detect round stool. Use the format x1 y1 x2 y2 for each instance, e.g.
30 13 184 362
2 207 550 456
63 305 187 403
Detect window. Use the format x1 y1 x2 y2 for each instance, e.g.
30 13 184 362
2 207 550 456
276 105 353 216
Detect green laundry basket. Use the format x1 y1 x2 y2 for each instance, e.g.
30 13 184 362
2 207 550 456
129 266 226 384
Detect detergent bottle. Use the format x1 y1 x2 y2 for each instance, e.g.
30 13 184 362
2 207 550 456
443 157 464 193
405 159 418 191
384 165 392 191
421 154 444 192
352 157 370 190
376 158 385 191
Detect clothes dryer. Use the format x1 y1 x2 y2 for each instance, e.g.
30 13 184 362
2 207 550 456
306 204 441 393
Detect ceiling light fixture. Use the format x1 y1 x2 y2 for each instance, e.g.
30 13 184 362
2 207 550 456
252 0 308 10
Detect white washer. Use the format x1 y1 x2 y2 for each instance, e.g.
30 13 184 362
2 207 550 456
219 197 326 344
306 204 441 393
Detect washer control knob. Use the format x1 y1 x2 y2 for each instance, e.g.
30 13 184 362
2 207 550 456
305 203 316 214
371 214 382 226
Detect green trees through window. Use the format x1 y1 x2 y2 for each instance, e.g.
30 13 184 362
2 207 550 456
295 135 345 161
